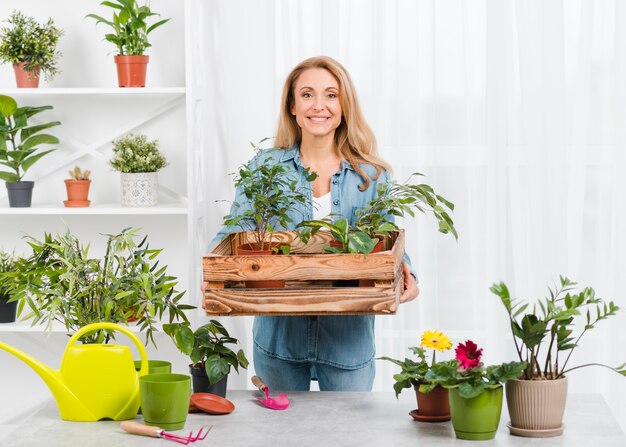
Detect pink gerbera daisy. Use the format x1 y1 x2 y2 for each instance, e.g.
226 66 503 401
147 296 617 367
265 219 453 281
455 340 483 369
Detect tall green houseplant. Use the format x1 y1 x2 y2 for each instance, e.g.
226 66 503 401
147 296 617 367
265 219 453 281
0 94 59 207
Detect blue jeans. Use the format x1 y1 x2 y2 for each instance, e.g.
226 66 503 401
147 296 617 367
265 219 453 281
253 342 375 391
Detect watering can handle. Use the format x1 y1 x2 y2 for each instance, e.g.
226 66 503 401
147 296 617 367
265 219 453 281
65 322 149 377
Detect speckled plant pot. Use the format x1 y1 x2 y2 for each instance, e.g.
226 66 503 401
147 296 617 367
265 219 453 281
120 172 158 207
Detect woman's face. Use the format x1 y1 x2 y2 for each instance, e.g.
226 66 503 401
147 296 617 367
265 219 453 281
291 68 342 140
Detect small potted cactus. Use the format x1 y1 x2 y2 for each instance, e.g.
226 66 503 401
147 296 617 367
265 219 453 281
64 166 91 207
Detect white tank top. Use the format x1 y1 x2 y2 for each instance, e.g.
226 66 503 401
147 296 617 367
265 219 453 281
312 192 332 220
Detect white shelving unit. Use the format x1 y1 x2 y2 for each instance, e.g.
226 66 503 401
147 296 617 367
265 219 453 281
0 0 203 333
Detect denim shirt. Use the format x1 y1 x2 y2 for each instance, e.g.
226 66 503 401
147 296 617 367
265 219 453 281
208 145 417 369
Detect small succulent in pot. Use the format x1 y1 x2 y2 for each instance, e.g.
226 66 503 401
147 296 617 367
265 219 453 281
68 166 91 181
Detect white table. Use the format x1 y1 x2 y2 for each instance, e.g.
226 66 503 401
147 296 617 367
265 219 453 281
0 391 623 446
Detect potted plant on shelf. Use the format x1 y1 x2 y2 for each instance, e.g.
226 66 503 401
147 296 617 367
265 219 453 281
0 250 18 323
221 138 316 287
0 11 63 88
425 340 526 440
491 276 625 437
64 165 92 207
109 133 168 207
6 227 192 346
378 330 454 422
86 0 170 87
164 320 249 398
0 94 60 207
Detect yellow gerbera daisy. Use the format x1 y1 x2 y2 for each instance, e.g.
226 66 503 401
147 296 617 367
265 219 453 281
420 330 452 352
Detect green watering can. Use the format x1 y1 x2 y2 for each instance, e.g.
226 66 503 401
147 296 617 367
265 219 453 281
0 322 148 421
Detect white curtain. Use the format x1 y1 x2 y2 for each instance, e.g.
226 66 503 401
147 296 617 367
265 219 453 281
195 0 626 429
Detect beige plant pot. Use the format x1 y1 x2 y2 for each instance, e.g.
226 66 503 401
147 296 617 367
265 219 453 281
505 376 568 437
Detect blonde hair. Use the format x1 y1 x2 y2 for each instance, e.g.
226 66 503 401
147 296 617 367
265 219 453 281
275 56 391 191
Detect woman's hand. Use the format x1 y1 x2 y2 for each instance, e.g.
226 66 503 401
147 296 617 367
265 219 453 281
400 262 420 304
200 281 207 310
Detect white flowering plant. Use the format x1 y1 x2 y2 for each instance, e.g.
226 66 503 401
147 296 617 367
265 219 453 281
109 133 168 173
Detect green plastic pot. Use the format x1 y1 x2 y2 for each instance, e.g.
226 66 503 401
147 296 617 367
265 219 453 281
449 386 503 440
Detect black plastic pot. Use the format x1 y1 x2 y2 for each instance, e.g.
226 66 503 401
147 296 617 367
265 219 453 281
6 181 34 207
0 295 17 323
189 365 228 397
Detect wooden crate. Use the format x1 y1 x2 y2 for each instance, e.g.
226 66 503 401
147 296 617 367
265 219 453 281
203 230 405 316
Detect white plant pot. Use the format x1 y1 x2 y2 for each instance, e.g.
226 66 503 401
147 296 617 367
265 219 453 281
120 172 158 207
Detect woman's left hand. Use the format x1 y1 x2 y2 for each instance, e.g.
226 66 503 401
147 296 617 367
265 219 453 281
400 262 420 304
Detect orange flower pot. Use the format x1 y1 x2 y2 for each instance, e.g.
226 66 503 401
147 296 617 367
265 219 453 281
114 55 149 87
13 62 40 88
64 179 91 207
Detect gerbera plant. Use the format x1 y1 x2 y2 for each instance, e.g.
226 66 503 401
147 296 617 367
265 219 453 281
424 340 526 399
378 329 454 396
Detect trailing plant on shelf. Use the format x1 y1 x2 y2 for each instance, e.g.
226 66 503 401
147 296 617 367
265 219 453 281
222 138 317 253
0 11 63 84
297 171 457 254
491 276 626 380
378 330 454 396
86 0 170 56
109 133 168 173
164 320 249 388
6 227 193 345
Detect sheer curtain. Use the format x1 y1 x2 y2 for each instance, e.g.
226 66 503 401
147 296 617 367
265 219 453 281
194 0 626 428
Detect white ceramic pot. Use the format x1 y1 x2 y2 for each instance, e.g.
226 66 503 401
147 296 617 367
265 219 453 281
120 172 158 207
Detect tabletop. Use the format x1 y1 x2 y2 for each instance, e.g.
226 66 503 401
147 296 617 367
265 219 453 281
0 390 623 446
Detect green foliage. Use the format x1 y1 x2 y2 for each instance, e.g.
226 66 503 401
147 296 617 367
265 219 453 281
5 227 193 346
425 359 527 399
86 0 170 56
223 138 317 251
378 347 434 397
0 249 17 297
491 276 626 380
68 165 91 180
163 320 249 386
297 216 379 254
0 11 63 81
0 94 59 182
109 133 168 173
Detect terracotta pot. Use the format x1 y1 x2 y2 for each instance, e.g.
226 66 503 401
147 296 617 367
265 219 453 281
13 62 40 88
505 377 567 437
236 243 285 289
64 180 91 207
114 55 149 87
412 384 450 422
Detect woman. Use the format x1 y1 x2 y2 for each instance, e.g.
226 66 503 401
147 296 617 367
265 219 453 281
208 56 419 391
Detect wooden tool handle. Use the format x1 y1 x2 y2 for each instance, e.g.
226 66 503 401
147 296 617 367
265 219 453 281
121 421 162 438
251 375 267 392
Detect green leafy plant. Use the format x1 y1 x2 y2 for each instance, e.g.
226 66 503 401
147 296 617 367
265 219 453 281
0 249 16 298
425 340 527 398
378 330 454 397
222 138 317 252
0 11 63 81
491 276 626 380
297 171 457 254
164 320 249 386
109 133 168 173
6 227 192 345
86 0 170 56
0 94 60 182
68 165 91 180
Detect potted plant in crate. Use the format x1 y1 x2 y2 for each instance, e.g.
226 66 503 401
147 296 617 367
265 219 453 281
491 276 625 437
0 250 18 323
6 227 192 346
221 138 317 287
425 340 526 440
0 11 63 88
0 94 60 207
64 165 92 207
109 133 167 207
86 0 170 87
378 330 454 422
164 320 249 398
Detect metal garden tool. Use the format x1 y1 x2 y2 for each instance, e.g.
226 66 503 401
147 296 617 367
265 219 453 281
251 375 290 410
121 421 211 445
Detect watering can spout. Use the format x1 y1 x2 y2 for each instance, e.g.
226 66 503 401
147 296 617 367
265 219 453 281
0 340 96 421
